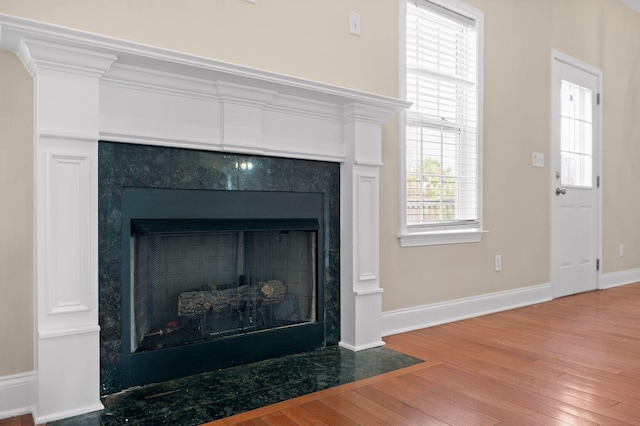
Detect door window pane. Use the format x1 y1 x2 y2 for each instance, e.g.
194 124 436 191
560 80 593 187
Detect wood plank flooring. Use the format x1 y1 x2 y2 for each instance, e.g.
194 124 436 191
0 415 34 426
206 283 640 425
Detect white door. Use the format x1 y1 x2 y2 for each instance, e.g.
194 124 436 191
550 51 601 298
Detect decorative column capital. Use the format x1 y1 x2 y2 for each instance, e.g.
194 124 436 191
17 38 117 77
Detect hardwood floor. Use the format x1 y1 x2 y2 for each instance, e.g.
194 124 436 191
0 415 34 426
206 283 640 425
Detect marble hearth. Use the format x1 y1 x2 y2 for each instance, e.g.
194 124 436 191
0 13 408 423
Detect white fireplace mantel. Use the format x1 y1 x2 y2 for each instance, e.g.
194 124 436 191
0 14 408 423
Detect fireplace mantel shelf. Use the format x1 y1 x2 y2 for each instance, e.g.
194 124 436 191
0 13 408 424
0 13 408 162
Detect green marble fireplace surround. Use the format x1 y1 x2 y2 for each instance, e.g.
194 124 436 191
99 142 340 393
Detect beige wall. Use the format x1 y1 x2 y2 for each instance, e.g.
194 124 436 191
0 50 34 376
0 0 398 97
381 0 640 310
1 0 640 375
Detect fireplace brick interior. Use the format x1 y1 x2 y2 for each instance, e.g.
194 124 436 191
98 141 340 394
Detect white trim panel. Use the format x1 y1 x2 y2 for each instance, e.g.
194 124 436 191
34 331 103 424
399 229 487 247
382 283 553 336
357 174 378 282
37 138 97 332
45 151 92 315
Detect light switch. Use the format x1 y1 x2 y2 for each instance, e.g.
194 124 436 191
350 12 361 36
532 152 544 168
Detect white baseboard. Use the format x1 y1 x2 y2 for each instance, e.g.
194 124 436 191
0 371 34 420
34 403 104 425
382 283 553 337
382 272 640 337
601 268 640 289
339 340 386 352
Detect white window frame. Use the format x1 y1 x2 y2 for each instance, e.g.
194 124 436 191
398 0 486 247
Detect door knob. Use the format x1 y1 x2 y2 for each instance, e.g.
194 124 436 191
555 187 566 196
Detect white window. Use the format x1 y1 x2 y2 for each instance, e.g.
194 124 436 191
399 0 485 247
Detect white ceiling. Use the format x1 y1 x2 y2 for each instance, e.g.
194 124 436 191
620 0 640 13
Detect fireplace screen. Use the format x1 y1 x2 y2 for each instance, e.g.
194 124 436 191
120 188 325 387
130 224 317 353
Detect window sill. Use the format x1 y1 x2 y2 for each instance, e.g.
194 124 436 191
398 229 487 247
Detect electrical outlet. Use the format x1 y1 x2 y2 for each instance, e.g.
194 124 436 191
620 244 624 257
495 255 502 271
349 11 361 36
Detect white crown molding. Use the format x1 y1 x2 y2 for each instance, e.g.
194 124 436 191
19 38 116 77
269 93 342 120
102 63 218 101
0 13 409 115
101 65 344 131
217 81 278 106
343 102 400 125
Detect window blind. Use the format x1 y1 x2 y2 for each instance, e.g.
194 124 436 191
406 0 479 229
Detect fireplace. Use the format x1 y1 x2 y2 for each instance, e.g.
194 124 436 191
0 13 407 423
99 142 340 392
129 226 318 351
118 187 326 388
129 223 319 349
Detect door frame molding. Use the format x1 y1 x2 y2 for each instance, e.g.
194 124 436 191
549 49 603 295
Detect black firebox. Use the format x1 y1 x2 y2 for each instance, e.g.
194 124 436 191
120 188 325 388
